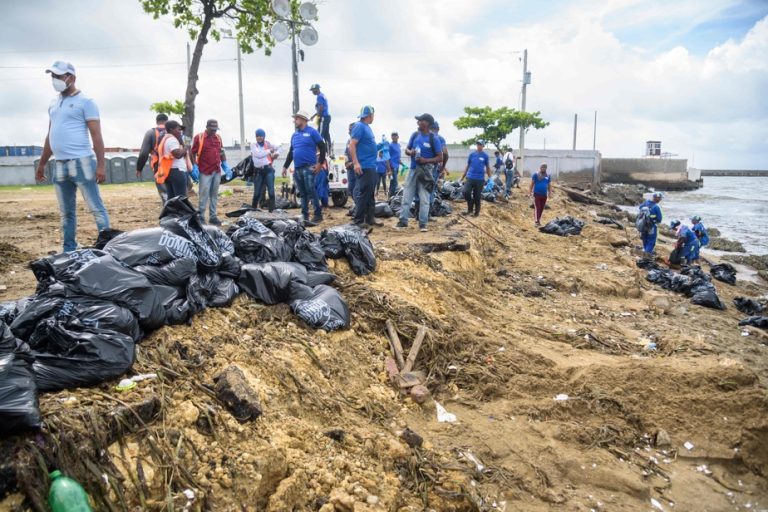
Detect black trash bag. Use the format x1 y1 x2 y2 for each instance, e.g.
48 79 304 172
11 293 142 344
539 216 585 237
0 352 41 435
274 197 299 210
596 217 625 230
289 284 350 331
646 268 674 287
668 247 683 265
238 262 308 304
481 191 497 203
1 321 29 354
681 265 711 281
204 225 236 255
104 227 198 267
187 273 239 311
636 258 659 270
319 224 376 275
29 323 135 392
226 205 255 218
734 297 765 316
264 219 303 235
217 254 243 279
430 197 453 217
29 251 164 331
154 285 193 325
232 156 255 180
204 225 242 278
306 271 336 287
93 228 125 250
690 283 726 310
0 298 31 325
292 233 328 272
159 197 223 273
710 263 737 285
229 218 293 264
135 258 198 287
374 202 394 218
739 316 768 329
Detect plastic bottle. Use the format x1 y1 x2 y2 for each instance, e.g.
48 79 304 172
48 470 93 512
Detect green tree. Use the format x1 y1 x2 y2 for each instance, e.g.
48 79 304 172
453 106 549 153
150 100 186 115
140 0 286 137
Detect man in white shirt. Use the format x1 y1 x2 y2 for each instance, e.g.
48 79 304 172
250 128 280 211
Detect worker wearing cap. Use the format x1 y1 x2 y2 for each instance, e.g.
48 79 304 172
309 84 332 156
395 113 444 232
283 110 327 224
690 215 709 262
158 120 190 200
461 140 492 217
348 106 381 228
670 220 700 265
638 192 664 256
136 113 170 205
250 128 279 211
35 60 110 253
389 132 401 197
529 162 553 226
191 119 229 225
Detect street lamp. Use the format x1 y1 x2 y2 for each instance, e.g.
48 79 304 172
221 29 246 160
270 0 319 114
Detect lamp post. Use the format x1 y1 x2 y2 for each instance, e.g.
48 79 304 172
221 29 246 160
270 0 319 115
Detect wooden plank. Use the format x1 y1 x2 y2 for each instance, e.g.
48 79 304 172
403 326 428 373
385 319 405 370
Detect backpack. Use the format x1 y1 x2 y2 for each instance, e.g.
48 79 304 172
149 127 167 172
636 206 653 234
504 153 514 169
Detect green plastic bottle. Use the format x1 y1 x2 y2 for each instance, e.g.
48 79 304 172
48 470 93 512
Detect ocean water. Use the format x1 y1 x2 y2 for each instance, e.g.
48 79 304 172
660 176 767 255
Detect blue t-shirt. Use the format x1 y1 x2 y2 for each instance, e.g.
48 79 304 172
350 121 377 169
406 131 443 169
389 141 401 168
315 93 330 118
679 225 697 246
290 125 323 168
639 199 663 225
495 156 502 169
48 92 100 159
466 151 489 180
376 160 388 174
693 222 709 246
532 173 551 196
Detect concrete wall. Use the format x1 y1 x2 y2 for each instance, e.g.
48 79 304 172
0 157 37 185
601 157 688 185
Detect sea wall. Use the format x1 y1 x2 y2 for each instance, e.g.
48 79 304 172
600 157 700 190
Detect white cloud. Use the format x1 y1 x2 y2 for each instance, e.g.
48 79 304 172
0 0 765 168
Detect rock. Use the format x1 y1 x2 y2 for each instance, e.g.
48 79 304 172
213 364 263 422
645 292 672 313
609 236 630 248
366 495 379 505
708 237 746 253
400 428 423 448
178 400 200 425
655 429 672 447
329 489 356 512
410 385 431 404
324 429 346 442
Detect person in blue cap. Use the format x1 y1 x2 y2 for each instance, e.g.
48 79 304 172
388 132 401 197
250 128 279 211
670 219 700 265
395 113 444 232
637 191 664 257
461 140 492 217
282 110 326 224
690 215 709 262
309 84 332 156
348 106 381 228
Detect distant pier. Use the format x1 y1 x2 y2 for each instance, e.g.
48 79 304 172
701 170 768 177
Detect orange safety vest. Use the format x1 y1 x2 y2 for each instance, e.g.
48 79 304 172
149 127 165 172
195 132 223 159
156 133 178 184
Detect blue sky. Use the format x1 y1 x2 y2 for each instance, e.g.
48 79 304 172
0 0 765 168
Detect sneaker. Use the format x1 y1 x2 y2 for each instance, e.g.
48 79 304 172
395 221 408 229
372 220 385 227
464 210 473 215
419 225 428 232
311 216 323 224
209 217 222 226
473 212 480 218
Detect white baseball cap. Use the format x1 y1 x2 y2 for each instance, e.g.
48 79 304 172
45 61 76 76
292 110 311 121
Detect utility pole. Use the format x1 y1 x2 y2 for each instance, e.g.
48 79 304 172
236 43 245 160
517 48 528 175
572 113 578 150
291 23 300 114
592 110 597 151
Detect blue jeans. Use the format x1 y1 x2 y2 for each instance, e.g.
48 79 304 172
199 171 221 221
252 166 275 209
354 168 377 225
53 156 110 253
165 168 188 200
315 168 329 207
504 170 515 195
295 165 322 220
399 166 431 227
320 116 332 154
427 166 442 206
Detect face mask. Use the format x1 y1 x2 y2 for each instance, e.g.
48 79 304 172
52 78 68 92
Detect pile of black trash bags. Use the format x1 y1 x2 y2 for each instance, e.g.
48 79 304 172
639 259 726 310
734 297 767 330
439 178 505 203
0 197 376 436
539 216 586 237
710 263 737 285
385 188 453 219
